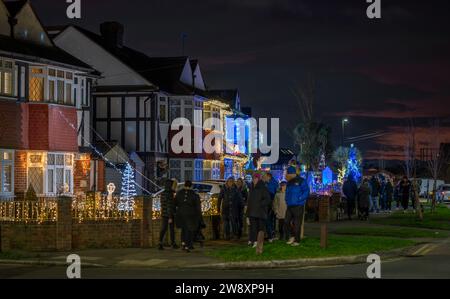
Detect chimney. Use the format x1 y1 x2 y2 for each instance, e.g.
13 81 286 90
100 22 124 47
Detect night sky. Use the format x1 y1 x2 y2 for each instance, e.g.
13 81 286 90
30 0 450 161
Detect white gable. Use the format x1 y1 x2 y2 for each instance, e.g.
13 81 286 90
179 59 193 87
13 2 52 46
193 64 206 91
54 26 154 87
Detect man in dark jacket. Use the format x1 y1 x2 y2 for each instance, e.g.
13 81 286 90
385 179 394 211
236 178 248 239
175 181 202 252
399 176 411 211
218 177 243 240
246 173 271 252
285 166 310 246
369 176 380 213
158 179 178 250
343 175 358 220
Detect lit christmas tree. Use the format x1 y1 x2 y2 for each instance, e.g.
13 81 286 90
119 163 137 211
345 144 362 183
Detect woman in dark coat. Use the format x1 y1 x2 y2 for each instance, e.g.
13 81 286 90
399 176 411 211
246 173 271 251
357 178 371 220
175 181 202 252
158 179 178 250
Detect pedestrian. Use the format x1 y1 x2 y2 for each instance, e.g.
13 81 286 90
379 176 387 211
158 179 179 250
393 179 401 209
385 178 394 212
369 175 380 213
236 178 248 239
218 177 243 240
262 172 278 242
357 178 370 220
273 181 288 240
342 175 358 220
175 180 202 252
285 166 310 246
246 172 271 254
399 176 411 212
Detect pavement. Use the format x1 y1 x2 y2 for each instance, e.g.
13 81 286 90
1 239 449 279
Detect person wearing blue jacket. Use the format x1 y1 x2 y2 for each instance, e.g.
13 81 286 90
263 172 279 241
284 166 310 246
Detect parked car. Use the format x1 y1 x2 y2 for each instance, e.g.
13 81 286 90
437 184 450 203
411 178 445 197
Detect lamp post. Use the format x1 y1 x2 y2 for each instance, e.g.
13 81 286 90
341 118 349 146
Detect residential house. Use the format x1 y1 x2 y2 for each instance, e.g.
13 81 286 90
0 0 96 198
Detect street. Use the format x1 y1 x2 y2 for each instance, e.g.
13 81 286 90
1 241 449 279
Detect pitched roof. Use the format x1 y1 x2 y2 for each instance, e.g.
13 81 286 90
3 0 27 17
208 89 239 107
0 34 93 70
66 26 201 94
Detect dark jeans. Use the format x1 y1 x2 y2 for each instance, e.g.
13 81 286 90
285 205 304 243
401 197 409 210
159 217 175 245
380 195 387 210
265 208 276 239
347 200 355 219
181 228 194 249
249 217 266 243
222 214 232 240
212 215 221 240
277 218 287 240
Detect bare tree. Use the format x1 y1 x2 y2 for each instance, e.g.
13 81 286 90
425 120 448 212
403 120 423 220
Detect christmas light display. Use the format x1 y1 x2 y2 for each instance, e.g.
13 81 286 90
119 163 137 211
345 144 362 183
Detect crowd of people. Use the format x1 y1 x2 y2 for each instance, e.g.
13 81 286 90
342 174 420 221
157 166 310 254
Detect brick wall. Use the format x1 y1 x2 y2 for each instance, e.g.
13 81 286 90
0 100 23 149
72 221 141 249
0 197 227 252
14 151 27 195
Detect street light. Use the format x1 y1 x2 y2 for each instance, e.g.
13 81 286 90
341 118 349 146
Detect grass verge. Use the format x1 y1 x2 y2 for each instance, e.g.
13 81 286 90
370 205 450 230
206 235 415 262
334 226 448 239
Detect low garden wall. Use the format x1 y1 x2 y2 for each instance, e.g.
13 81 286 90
0 196 220 252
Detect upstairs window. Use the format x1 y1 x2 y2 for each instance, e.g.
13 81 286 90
30 67 75 105
0 59 14 96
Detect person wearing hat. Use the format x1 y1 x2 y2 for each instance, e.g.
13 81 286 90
285 166 310 246
246 172 271 254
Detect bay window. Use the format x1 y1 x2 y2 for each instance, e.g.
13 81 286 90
27 152 73 195
29 66 75 105
0 150 14 196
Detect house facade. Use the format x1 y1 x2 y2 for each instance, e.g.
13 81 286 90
0 0 96 198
